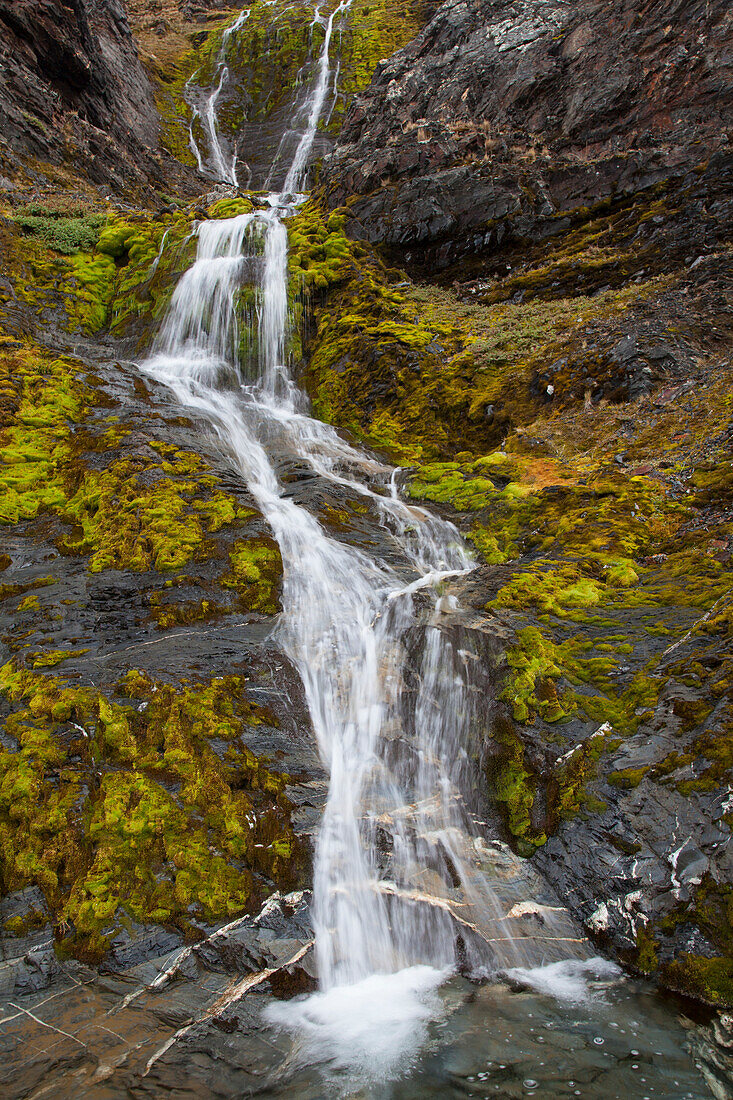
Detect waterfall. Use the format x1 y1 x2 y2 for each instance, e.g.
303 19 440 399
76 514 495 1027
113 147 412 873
141 1 586 1083
185 7 252 185
282 0 353 196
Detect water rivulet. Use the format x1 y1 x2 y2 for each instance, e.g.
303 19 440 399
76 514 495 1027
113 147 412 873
140 5 718 1095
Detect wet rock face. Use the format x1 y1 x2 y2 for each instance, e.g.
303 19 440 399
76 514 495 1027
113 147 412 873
0 0 182 192
0 888 319 1096
303 0 733 1011
324 0 732 269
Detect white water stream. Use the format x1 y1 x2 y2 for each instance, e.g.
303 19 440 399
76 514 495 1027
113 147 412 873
184 7 252 186
142 2 590 1083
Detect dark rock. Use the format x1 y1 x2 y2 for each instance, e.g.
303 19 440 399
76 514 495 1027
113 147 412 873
0 0 197 194
323 0 732 275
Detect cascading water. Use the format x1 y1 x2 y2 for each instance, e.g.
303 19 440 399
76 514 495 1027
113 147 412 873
184 7 251 185
141 0 592 1084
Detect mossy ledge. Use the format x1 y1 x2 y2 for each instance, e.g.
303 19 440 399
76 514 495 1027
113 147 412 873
0 661 303 962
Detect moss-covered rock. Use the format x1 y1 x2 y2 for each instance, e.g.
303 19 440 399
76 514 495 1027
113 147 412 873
0 660 302 960
0 206 197 343
0 347 251 570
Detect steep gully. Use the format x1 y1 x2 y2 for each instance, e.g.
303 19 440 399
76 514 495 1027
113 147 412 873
131 4 716 1093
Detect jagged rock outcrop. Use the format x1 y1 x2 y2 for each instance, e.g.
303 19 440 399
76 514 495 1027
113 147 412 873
324 0 732 271
0 0 195 194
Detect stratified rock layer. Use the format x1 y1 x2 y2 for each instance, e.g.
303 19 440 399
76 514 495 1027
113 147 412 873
324 0 732 271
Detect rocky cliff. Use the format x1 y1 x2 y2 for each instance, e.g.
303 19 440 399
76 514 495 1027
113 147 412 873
0 0 177 195
324 0 731 270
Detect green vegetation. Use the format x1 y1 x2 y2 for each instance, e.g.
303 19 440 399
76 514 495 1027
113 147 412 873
222 538 283 613
0 662 300 959
0 348 89 525
0 347 282 625
289 203 355 290
305 263 667 463
1 205 197 339
13 209 106 255
487 718 546 855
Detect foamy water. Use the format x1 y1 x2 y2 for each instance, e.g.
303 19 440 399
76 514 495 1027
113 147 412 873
266 966 448 1084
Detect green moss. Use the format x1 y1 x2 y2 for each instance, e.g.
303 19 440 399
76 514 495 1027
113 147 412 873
288 200 356 291
0 349 88 524
0 662 301 959
30 649 89 669
16 593 40 612
488 718 547 854
408 462 499 510
0 347 268 579
608 766 649 789
0 575 55 604
222 538 283 613
501 627 569 724
4 907 47 937
306 259 667 464
104 213 197 340
635 925 660 974
606 560 640 587
1 206 197 340
13 210 105 255
663 955 733 1008
208 197 255 220
62 456 245 573
63 252 118 332
551 729 611 821
491 565 605 620
467 523 514 564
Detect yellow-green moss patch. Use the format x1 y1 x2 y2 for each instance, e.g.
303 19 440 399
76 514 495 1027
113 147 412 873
0 661 301 960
